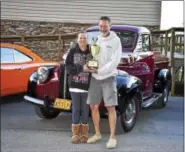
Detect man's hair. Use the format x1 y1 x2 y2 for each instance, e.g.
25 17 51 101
99 16 111 24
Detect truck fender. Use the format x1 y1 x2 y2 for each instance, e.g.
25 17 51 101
27 71 37 97
154 69 172 92
158 69 171 83
116 75 143 114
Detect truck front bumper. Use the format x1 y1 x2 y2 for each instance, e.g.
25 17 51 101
24 95 72 112
24 95 44 106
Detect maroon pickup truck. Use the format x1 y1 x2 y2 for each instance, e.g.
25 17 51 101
24 25 171 132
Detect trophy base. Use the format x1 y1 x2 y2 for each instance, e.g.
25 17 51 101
88 60 98 69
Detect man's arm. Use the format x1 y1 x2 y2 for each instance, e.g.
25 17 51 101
97 38 122 75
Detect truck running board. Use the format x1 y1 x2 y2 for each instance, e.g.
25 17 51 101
142 93 163 108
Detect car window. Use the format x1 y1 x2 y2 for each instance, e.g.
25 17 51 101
1 47 15 63
142 34 150 52
87 30 136 50
14 49 32 63
116 31 136 49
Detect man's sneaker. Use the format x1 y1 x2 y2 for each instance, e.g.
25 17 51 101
87 134 102 144
106 138 117 149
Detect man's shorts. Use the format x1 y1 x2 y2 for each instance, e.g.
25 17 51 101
87 76 118 107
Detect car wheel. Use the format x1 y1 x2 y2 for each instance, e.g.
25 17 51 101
35 106 60 119
156 80 170 109
120 96 138 132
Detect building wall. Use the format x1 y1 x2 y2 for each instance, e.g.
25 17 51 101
2 0 161 26
1 0 161 61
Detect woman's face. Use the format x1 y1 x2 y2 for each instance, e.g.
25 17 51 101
77 33 87 46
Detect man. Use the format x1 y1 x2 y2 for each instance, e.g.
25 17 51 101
86 16 122 149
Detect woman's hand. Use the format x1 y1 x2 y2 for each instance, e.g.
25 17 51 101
83 64 89 72
88 68 98 73
83 64 98 73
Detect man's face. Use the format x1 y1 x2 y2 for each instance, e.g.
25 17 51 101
99 20 111 37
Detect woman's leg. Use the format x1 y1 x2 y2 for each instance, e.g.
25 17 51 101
71 92 81 124
80 92 89 124
70 92 81 143
80 92 89 143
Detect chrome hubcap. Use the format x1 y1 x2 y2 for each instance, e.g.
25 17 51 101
125 99 136 124
163 88 168 103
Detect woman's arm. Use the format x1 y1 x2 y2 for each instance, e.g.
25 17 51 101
65 48 83 75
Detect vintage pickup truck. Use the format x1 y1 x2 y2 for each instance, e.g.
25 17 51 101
24 25 171 132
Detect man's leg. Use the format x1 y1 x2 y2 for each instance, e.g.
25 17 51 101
106 106 117 138
87 105 102 143
102 76 118 148
90 105 101 136
86 77 102 143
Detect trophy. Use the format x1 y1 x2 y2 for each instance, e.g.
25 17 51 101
87 37 100 69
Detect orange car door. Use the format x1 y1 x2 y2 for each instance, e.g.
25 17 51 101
13 49 34 92
1 47 22 96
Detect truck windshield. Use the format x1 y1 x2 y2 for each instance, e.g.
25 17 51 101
87 30 136 51
87 31 100 44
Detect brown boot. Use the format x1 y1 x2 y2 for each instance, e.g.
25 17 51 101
71 124 80 143
80 123 89 143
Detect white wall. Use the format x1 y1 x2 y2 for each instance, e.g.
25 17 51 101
2 0 161 26
160 1 183 30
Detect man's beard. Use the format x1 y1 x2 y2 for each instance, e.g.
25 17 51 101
100 31 110 37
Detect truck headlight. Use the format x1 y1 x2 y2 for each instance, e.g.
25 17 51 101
37 67 49 83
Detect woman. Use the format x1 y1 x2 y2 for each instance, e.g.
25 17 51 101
65 32 91 144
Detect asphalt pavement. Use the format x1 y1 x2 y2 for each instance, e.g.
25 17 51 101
0 95 184 152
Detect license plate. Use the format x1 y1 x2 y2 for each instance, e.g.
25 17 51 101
54 98 71 110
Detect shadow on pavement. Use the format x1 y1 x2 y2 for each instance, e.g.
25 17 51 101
0 93 25 104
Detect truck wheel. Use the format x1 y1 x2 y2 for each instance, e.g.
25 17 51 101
35 106 60 119
120 96 138 132
156 80 170 109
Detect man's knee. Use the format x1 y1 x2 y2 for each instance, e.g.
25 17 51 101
106 106 116 112
90 105 99 111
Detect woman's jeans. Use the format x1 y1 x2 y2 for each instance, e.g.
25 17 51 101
70 92 89 124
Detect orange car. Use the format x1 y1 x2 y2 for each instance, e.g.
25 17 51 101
0 43 58 97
